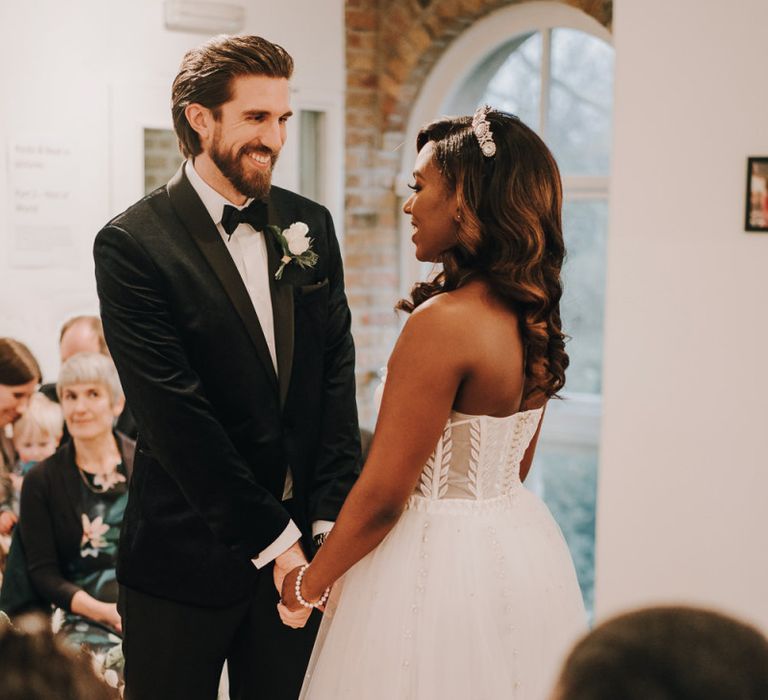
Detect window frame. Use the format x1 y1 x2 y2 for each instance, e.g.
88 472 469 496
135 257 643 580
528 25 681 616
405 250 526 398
395 4 613 613
396 1 612 298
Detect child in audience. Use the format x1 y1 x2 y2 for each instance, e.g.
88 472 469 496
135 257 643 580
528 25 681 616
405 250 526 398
12 393 63 477
0 394 63 535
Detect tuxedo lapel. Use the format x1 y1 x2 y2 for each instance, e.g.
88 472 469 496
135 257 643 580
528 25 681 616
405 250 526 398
166 166 279 393
266 198 294 409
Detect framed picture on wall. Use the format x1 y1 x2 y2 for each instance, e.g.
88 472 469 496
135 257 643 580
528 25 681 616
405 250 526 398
745 157 768 232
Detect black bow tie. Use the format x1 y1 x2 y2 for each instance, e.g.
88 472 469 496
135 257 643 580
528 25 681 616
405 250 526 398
221 200 269 238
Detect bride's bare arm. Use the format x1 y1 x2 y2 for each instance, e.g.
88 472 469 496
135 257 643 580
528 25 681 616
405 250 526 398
283 300 468 607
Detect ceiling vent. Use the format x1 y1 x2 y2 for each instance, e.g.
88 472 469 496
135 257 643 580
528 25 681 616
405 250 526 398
164 0 245 34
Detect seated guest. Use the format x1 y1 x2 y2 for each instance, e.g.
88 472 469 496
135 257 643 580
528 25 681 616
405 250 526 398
59 315 110 361
19 352 133 671
551 605 768 700
41 316 137 440
0 339 41 544
0 612 117 699
0 394 64 529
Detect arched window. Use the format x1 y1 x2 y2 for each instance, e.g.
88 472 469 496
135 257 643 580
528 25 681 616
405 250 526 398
398 2 614 615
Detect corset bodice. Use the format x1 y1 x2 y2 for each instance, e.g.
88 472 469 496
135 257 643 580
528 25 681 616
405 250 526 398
413 408 543 501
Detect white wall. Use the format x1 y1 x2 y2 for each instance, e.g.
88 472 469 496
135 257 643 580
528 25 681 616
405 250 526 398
596 0 768 630
0 0 344 380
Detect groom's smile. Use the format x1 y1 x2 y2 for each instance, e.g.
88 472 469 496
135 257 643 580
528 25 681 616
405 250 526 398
245 149 273 169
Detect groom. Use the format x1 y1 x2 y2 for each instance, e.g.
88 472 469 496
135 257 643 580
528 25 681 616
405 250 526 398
94 35 360 699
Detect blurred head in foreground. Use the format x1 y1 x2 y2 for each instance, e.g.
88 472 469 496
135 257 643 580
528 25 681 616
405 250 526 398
552 605 768 700
0 613 117 699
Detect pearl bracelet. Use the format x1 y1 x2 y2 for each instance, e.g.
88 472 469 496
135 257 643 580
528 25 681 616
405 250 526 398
294 564 330 609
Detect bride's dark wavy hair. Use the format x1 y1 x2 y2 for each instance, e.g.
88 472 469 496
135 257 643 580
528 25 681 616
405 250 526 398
397 110 568 399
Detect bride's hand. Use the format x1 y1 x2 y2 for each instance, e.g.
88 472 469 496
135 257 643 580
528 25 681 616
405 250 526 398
281 565 331 616
277 565 313 628
280 565 305 613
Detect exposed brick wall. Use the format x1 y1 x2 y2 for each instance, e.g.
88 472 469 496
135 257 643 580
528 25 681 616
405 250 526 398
345 0 612 427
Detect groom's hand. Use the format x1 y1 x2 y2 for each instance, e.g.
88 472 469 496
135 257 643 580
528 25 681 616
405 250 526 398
277 599 312 629
272 541 308 594
274 544 313 628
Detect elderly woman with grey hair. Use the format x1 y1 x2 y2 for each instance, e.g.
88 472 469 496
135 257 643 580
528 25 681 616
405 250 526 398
19 352 133 670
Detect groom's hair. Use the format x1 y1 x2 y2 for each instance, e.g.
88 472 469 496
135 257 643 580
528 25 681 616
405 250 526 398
172 35 294 158
552 606 768 700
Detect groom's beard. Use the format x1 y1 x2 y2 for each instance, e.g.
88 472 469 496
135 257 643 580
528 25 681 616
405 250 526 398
210 130 278 201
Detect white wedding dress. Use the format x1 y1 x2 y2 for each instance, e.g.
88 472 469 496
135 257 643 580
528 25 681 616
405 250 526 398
300 407 587 700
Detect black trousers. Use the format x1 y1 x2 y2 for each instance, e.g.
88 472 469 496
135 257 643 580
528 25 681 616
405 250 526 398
119 567 321 700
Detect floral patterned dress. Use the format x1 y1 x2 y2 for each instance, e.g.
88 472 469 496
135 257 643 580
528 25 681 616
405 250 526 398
58 462 128 678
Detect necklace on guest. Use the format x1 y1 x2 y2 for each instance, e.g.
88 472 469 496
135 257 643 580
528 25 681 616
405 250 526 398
76 460 125 493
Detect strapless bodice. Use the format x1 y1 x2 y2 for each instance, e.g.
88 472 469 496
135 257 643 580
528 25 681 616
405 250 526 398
413 408 543 501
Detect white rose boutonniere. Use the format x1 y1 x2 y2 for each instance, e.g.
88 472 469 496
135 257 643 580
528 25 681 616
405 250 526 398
269 222 319 280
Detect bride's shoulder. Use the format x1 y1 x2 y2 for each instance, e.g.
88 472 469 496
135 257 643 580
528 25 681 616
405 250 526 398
410 281 497 324
390 297 471 379
408 290 467 329
400 287 485 351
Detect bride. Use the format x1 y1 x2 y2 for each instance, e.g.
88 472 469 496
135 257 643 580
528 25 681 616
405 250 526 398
281 106 587 699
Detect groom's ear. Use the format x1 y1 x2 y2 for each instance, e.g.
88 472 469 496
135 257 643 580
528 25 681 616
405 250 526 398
185 103 213 149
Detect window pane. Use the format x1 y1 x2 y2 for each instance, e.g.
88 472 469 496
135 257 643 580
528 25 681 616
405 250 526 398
529 445 597 617
548 29 614 175
144 128 182 194
299 110 325 202
479 32 542 130
560 198 608 394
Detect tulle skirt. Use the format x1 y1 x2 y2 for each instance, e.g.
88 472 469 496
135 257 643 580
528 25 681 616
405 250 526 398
300 488 587 700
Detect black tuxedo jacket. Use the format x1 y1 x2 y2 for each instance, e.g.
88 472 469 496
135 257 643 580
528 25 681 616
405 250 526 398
93 165 360 607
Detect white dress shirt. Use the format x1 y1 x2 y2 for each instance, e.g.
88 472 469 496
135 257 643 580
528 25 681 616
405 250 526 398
185 161 331 568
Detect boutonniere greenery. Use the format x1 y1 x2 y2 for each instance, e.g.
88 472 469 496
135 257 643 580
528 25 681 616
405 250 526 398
269 222 319 280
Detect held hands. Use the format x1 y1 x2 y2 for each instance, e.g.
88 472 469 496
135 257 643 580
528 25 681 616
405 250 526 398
280 565 307 613
281 565 331 614
273 541 333 628
273 542 312 629
278 564 333 629
280 565 322 627
277 599 312 629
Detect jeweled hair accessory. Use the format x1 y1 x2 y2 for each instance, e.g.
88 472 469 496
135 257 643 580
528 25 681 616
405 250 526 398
472 105 496 158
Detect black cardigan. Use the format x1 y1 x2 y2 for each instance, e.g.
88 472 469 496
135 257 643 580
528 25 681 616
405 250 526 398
18 433 135 610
